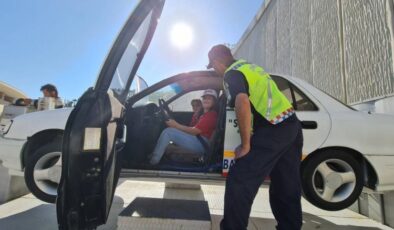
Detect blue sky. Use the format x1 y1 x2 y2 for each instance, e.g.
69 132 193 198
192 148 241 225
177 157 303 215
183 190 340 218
0 0 264 100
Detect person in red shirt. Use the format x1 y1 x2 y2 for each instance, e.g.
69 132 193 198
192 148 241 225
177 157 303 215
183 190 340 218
150 89 218 165
190 99 202 126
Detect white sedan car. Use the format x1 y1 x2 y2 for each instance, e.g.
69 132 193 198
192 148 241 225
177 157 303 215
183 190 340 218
1 2 394 226
1 70 393 211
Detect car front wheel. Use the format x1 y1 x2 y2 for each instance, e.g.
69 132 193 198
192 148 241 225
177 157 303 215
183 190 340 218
301 150 363 211
24 141 62 203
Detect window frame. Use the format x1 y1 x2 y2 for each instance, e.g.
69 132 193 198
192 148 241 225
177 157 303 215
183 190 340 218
168 89 208 112
271 75 319 112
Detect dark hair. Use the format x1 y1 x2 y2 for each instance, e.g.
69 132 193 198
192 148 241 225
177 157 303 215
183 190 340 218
40 84 58 97
191 99 202 106
208 44 235 68
197 107 204 118
204 95 218 112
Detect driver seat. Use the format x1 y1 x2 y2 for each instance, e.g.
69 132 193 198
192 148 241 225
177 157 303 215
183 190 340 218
164 142 205 164
164 130 219 164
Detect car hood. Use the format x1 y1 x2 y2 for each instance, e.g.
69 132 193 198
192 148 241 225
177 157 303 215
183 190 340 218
4 108 73 139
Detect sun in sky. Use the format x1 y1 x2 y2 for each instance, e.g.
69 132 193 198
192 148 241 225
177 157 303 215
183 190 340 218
170 22 193 49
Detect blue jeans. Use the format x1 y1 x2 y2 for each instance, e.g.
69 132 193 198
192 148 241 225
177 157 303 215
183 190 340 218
150 128 206 165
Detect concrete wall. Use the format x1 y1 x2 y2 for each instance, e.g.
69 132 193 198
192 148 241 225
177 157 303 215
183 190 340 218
234 0 394 227
0 164 29 204
234 0 394 112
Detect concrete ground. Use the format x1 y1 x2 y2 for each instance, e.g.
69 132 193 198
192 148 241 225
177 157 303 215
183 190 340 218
0 179 392 230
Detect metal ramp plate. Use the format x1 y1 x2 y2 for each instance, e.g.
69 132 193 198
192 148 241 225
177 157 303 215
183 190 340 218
117 197 211 230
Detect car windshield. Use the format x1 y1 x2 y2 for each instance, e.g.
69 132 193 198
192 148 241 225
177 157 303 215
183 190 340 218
133 82 183 107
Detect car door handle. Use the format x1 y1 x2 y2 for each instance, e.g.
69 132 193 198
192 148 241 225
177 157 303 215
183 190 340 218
301 121 318 129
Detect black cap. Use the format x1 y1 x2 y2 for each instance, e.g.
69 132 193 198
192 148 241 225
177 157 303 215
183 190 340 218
207 44 233 69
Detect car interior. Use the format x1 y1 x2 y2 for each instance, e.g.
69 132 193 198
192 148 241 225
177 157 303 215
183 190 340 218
120 73 226 173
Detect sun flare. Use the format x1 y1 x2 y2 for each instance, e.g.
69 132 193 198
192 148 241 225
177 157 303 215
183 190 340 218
170 22 193 49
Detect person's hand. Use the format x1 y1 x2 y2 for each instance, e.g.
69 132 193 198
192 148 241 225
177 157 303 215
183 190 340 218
165 119 179 128
234 144 250 160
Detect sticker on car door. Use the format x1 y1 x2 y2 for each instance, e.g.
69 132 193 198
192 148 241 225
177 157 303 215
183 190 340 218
222 109 240 176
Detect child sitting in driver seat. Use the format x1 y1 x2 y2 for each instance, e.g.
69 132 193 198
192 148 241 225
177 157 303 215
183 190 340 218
190 99 202 126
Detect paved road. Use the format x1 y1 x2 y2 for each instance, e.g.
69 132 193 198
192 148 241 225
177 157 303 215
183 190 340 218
0 179 392 230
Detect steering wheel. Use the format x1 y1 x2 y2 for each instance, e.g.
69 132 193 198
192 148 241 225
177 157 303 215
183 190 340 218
158 99 173 121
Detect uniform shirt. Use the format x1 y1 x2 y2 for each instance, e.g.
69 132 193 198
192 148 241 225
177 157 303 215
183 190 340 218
224 69 272 128
194 111 217 139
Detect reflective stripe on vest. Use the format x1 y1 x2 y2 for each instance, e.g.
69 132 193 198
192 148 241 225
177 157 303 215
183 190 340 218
266 78 272 119
224 60 294 125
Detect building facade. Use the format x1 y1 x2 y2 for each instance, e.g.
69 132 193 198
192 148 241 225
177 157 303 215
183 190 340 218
0 81 27 115
234 0 394 114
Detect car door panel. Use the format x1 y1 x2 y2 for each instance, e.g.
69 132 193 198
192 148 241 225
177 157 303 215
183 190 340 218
222 76 332 176
56 0 165 229
57 89 117 229
296 110 331 154
287 79 331 154
271 75 332 154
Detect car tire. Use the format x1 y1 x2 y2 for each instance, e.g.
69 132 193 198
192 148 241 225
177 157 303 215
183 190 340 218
24 140 62 203
301 150 363 211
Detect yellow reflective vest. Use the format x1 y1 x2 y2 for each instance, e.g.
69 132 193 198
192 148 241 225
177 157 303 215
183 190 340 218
224 60 294 125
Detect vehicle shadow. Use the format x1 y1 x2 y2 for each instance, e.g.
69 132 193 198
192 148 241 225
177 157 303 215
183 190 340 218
0 203 57 230
0 195 124 230
211 212 386 230
98 195 125 230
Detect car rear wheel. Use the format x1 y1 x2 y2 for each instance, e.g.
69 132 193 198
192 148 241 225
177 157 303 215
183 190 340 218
24 141 62 203
301 150 363 211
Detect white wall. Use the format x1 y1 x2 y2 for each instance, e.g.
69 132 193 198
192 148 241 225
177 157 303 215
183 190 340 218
234 1 394 226
234 0 394 106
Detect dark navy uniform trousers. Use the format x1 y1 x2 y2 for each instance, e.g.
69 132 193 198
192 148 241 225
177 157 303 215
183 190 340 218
220 114 303 230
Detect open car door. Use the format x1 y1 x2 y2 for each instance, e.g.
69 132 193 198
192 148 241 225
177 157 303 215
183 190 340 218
56 1 165 229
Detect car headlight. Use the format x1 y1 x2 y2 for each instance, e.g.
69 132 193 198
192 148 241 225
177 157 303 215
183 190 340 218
0 119 13 135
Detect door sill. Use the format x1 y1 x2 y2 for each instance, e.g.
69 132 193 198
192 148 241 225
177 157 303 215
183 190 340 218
120 169 224 185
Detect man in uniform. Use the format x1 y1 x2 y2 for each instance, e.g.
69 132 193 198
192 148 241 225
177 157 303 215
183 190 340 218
207 44 303 230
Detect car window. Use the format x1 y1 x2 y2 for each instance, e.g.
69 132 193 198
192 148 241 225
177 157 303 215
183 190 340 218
169 90 205 112
271 76 318 111
291 85 318 111
109 11 153 98
133 82 182 107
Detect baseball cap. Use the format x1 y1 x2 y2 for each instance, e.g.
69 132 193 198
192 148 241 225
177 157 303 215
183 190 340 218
207 44 233 69
202 89 218 99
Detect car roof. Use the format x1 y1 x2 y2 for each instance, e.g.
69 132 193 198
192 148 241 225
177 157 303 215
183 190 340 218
129 70 222 103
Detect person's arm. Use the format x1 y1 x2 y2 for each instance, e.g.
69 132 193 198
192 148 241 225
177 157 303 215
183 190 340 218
224 70 251 159
234 93 251 158
166 119 201 135
55 97 64 109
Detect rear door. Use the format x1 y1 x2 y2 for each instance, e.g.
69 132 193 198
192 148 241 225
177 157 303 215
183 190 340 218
56 1 165 229
222 75 331 176
272 76 331 154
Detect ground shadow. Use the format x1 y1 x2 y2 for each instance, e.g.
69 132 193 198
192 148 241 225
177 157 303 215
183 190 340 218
0 195 124 230
119 197 210 221
211 212 387 230
0 203 57 230
97 195 125 230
